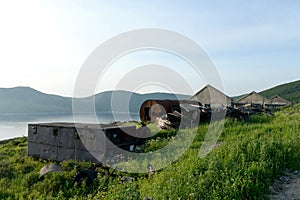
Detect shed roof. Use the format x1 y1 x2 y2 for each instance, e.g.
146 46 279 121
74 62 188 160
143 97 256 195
236 91 270 104
189 84 232 105
191 85 231 98
268 95 292 106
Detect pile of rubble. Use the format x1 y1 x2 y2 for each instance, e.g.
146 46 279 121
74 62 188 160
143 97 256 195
155 104 273 130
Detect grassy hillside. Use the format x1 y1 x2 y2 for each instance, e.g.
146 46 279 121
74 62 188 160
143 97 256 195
260 80 300 104
1 104 300 199
232 80 300 103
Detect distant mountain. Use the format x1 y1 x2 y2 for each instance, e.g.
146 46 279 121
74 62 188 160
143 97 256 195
259 80 300 104
0 87 190 117
0 87 72 114
2 79 298 120
95 90 189 113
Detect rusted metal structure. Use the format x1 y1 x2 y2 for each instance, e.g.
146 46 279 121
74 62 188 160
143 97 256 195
28 123 139 163
139 99 201 123
189 85 232 107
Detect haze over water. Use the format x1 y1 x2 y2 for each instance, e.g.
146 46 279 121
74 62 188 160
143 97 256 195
0 113 139 140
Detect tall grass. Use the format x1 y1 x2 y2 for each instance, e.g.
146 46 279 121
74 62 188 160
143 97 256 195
0 104 299 199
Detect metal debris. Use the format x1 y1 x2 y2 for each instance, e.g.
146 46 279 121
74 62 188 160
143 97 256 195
148 164 155 176
155 104 274 129
72 169 97 186
39 164 62 179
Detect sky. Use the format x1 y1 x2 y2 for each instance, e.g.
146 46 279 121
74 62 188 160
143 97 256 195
0 0 299 97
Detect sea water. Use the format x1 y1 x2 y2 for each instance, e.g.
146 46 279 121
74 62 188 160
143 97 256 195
0 112 140 140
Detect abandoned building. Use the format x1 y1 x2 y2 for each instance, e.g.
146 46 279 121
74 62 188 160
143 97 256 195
234 91 270 109
266 95 292 110
28 123 140 163
139 99 201 123
189 85 233 107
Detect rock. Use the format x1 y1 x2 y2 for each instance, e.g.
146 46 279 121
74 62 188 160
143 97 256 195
294 170 298 175
143 197 154 200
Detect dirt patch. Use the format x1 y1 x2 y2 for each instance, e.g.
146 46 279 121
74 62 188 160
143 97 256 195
268 169 300 200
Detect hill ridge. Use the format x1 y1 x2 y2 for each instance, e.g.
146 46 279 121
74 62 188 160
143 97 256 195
232 80 300 104
259 80 300 104
0 87 190 116
0 79 299 118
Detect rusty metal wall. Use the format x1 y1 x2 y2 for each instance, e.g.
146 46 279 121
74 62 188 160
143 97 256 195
139 100 201 123
28 123 137 163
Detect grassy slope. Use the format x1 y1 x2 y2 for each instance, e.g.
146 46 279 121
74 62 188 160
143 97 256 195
232 80 300 103
260 80 300 104
1 104 300 199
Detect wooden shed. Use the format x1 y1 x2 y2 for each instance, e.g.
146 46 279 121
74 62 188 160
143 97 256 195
234 91 270 109
266 95 292 110
189 85 232 107
139 99 201 123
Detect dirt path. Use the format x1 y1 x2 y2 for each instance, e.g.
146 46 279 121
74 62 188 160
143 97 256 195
268 170 300 200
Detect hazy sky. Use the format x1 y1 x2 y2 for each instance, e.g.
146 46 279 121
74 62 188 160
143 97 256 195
0 0 299 97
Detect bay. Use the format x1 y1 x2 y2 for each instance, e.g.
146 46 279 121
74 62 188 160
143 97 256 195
0 112 140 140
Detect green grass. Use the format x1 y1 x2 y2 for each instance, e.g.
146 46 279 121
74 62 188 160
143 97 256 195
260 80 300 104
1 104 300 199
233 80 300 103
